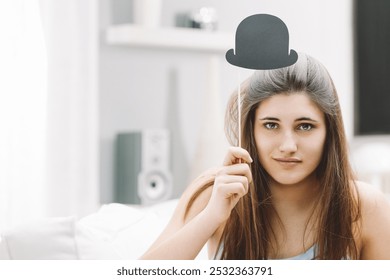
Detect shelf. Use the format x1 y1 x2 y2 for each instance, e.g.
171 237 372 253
106 24 234 53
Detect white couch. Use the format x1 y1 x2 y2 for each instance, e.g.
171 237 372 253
0 199 208 260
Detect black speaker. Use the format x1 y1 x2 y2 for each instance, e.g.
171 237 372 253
115 129 173 205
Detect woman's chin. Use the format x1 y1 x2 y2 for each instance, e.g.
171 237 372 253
272 178 303 186
271 170 315 186
269 173 311 186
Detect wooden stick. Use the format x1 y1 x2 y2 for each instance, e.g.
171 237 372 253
237 70 241 148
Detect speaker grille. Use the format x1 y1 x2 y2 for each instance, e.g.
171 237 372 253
115 130 173 205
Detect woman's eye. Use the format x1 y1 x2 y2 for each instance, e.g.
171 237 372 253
297 123 313 131
264 123 278 130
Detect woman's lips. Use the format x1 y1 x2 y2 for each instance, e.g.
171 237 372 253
273 157 302 166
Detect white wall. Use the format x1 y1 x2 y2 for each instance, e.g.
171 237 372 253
99 0 356 202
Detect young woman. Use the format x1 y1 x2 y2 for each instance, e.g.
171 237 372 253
140 53 390 260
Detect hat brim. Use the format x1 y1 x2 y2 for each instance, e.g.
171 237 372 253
226 49 298 70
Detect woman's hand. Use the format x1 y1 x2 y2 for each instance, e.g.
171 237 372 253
203 147 253 224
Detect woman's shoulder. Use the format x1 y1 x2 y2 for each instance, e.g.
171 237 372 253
354 180 390 259
354 180 390 220
355 180 390 211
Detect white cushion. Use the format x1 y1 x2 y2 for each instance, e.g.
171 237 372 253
0 216 78 260
76 200 177 259
76 199 208 259
0 199 209 260
0 236 10 259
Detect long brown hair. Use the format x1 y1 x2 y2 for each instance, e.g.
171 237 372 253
186 54 361 259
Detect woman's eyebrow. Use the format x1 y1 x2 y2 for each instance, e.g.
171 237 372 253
259 117 280 121
295 117 318 122
259 117 319 122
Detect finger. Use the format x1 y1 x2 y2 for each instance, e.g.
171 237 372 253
215 182 247 199
215 175 249 194
217 163 253 183
223 147 253 166
217 176 249 194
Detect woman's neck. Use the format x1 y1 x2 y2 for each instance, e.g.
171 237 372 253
269 173 320 214
267 173 321 257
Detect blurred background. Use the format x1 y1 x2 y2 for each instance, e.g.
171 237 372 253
1 0 390 231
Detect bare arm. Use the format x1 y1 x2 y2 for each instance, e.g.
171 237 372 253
358 182 390 259
139 147 253 260
139 170 219 260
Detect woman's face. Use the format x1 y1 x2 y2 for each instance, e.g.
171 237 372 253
254 92 326 186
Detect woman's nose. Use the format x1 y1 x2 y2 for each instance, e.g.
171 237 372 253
278 132 298 154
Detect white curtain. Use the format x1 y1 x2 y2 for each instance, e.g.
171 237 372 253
0 0 99 230
39 0 100 218
0 0 47 229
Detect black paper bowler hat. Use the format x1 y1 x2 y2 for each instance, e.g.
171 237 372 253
226 14 298 70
